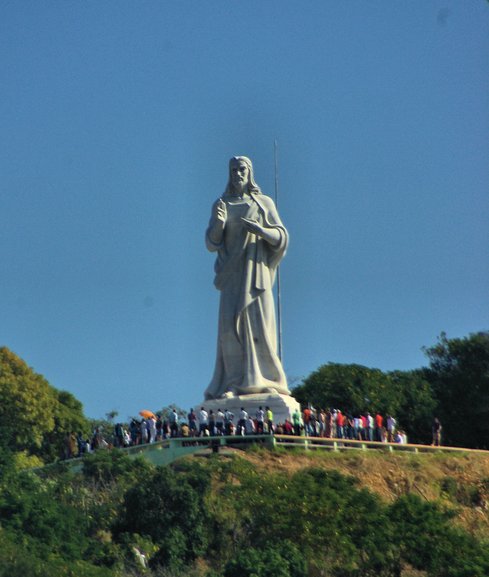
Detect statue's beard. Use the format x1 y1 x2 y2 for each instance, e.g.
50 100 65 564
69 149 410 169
232 181 247 195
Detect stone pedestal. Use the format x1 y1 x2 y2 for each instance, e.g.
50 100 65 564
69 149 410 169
196 392 300 426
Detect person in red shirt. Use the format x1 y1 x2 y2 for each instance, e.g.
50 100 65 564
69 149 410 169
375 412 384 442
283 419 293 434
360 414 368 441
303 407 312 436
336 410 344 439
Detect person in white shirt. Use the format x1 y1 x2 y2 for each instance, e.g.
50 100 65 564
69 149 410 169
148 417 157 443
140 420 149 444
224 409 234 435
169 409 179 438
237 407 248 435
366 412 374 442
245 416 256 435
256 406 265 434
386 415 396 443
216 409 225 435
353 416 362 440
394 430 407 444
199 407 209 436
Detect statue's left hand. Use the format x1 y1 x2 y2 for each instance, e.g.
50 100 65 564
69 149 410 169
241 217 265 236
241 217 281 246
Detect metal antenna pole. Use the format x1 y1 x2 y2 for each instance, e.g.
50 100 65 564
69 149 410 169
274 139 283 362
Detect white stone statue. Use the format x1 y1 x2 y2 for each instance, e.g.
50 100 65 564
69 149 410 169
204 156 290 400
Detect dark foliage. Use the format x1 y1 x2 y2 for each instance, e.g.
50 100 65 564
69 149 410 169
423 331 489 448
389 493 489 577
292 363 435 443
115 461 211 572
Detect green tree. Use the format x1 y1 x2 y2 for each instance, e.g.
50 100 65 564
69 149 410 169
216 462 397 577
0 347 90 461
41 389 90 462
105 410 119 422
389 493 489 577
0 533 114 577
159 403 187 421
389 369 436 444
0 449 149 575
0 467 88 560
82 447 152 485
0 347 57 453
423 331 489 448
292 363 394 415
223 543 307 577
292 363 435 442
115 461 211 572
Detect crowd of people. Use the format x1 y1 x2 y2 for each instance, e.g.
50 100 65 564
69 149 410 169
299 407 408 443
62 405 425 459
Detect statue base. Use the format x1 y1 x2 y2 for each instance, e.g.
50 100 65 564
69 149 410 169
195 392 300 426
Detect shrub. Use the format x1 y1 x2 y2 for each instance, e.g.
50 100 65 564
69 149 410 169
389 493 489 576
223 542 307 577
115 462 211 572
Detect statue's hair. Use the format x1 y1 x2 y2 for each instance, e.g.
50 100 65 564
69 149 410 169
225 156 262 195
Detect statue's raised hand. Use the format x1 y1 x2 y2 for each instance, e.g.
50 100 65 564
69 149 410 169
208 198 227 245
214 198 227 226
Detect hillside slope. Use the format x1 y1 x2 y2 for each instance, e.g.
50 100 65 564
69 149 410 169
222 446 489 539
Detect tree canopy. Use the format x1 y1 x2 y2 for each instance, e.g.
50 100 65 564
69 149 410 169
292 331 489 448
292 363 435 443
0 347 89 461
423 331 489 448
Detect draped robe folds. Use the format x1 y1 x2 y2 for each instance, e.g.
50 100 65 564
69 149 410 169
205 191 290 400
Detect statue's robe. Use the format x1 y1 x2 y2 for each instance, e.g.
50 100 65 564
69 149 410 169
205 191 289 399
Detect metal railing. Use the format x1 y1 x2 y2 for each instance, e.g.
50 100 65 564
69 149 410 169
119 433 489 467
34 433 489 473
273 435 489 454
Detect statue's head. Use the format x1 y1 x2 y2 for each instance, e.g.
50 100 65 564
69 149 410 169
226 156 261 195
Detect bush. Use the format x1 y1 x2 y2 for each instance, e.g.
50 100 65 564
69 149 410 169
212 464 398 577
115 462 211 572
0 469 88 560
0 528 114 577
388 493 489 577
223 542 307 577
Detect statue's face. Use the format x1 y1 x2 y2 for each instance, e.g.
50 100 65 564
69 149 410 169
230 159 250 190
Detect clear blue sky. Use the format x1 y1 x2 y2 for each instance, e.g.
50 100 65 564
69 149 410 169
1 1 488 420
